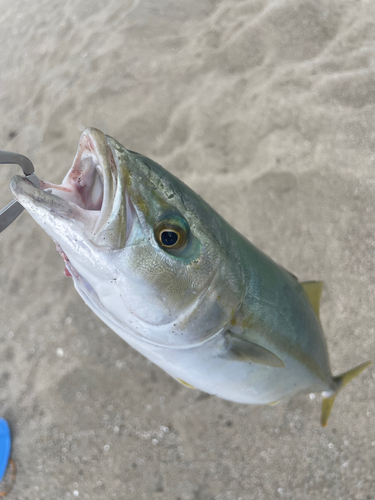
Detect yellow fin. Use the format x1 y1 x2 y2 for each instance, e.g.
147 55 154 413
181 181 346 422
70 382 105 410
176 378 196 389
301 281 324 319
320 361 371 427
268 400 280 406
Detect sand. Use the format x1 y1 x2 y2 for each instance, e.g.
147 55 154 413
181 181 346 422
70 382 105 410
0 0 374 498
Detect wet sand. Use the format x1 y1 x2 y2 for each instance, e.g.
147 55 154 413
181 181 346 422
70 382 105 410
0 0 374 498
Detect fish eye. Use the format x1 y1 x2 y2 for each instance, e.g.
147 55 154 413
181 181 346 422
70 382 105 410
154 217 189 252
160 230 179 247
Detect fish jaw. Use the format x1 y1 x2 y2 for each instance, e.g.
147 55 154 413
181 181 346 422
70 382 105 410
10 173 97 252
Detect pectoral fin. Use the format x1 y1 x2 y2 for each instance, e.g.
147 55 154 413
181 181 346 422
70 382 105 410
301 281 323 319
227 333 285 368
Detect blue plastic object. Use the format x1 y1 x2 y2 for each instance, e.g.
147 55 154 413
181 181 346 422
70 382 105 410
0 419 11 482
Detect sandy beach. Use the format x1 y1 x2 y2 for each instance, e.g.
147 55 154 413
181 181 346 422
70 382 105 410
0 0 374 498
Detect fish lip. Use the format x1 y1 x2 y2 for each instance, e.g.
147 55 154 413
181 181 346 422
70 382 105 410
11 128 126 244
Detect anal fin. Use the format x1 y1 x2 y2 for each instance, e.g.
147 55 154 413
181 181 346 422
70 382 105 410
176 378 196 389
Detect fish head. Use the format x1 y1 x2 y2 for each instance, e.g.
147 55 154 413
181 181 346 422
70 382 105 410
10 128 243 347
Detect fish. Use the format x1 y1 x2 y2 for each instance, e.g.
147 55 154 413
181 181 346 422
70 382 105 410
10 128 370 426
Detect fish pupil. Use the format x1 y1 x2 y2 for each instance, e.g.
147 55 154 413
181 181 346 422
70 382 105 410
161 230 178 246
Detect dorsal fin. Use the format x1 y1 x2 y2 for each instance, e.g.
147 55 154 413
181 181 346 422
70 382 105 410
301 281 323 319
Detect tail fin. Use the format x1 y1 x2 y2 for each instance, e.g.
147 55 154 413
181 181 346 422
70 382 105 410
320 361 371 427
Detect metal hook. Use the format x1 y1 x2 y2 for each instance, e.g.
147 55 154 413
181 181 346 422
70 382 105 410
0 151 39 233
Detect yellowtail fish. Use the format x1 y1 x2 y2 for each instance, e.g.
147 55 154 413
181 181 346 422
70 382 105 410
10 128 370 426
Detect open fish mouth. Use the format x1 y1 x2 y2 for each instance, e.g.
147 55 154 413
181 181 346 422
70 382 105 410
10 128 129 249
41 128 116 236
